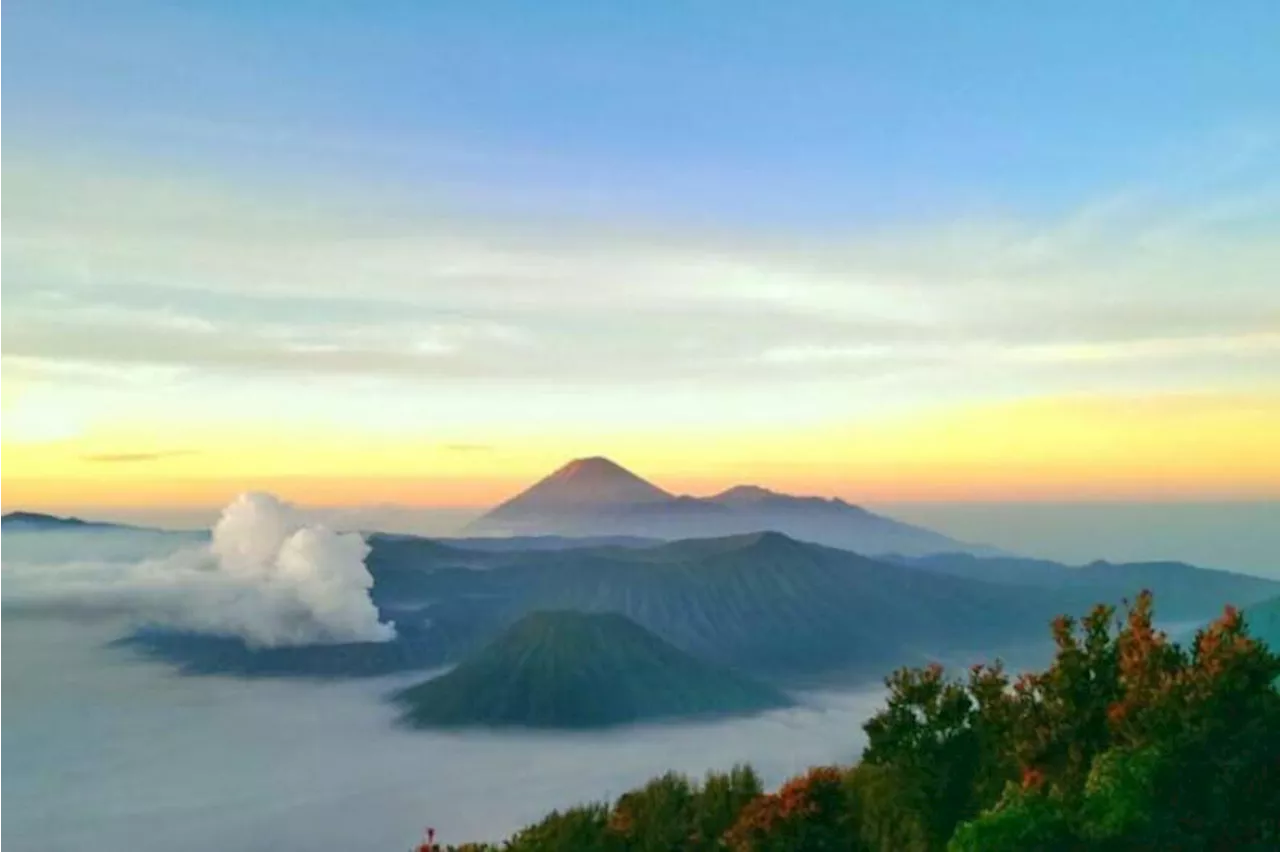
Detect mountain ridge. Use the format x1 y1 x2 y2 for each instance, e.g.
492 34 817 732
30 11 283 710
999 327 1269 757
117 528 1280 682
485 457 673 515
1 511 136 531
466 456 986 556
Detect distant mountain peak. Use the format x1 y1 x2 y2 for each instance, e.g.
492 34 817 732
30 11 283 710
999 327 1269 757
2 510 91 528
485 457 673 519
712 485 781 503
468 457 985 557
644 529 809 561
723 530 802 549
709 485 861 513
550 456 649 483
709 530 818 560
745 529 798 545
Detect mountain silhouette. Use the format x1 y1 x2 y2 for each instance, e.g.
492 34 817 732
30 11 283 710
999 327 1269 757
887 552 1280 619
486 456 673 515
1 511 133 531
467 457 985 556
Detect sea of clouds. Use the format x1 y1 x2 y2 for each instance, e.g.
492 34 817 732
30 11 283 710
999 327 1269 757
1 498 894 851
2 611 887 852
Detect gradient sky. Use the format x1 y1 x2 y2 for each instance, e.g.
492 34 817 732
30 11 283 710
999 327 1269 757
4 1 1280 513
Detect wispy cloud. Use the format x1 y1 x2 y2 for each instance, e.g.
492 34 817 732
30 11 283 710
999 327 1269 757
2 151 1277 411
80 450 199 464
442 443 494 453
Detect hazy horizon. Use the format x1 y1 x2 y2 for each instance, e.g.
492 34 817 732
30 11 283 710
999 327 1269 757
9 496 1277 578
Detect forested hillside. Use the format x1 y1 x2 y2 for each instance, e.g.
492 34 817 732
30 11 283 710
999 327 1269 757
414 591 1280 851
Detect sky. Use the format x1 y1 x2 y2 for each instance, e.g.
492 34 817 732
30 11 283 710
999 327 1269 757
3 0 1280 515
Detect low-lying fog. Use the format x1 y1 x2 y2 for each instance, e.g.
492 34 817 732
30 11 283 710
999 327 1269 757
0 523 1207 852
2 617 884 851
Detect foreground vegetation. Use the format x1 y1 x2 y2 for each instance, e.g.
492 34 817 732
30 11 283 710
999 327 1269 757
416 591 1280 851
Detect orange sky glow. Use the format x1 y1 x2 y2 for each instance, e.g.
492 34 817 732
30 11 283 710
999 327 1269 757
6 391 1277 513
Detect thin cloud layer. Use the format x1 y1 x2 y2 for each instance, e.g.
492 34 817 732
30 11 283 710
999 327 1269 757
81 450 199 463
3 157 1277 394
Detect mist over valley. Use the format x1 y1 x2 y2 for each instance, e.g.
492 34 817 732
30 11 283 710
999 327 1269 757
4 459 1274 850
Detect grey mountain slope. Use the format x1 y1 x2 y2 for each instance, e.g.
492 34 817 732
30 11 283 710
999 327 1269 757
2 511 131 531
886 551 1280 619
108 528 1280 683
432 534 662 552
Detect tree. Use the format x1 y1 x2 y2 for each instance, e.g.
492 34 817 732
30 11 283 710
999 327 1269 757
1008 602 1122 799
952 593 1280 850
947 788 1078 852
503 803 615 852
842 762 930 852
860 660 1018 847
691 765 764 850
607 772 696 852
723 766 860 852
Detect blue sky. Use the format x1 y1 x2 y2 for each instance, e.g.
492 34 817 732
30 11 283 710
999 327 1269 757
3 1 1280 510
7 1 1279 225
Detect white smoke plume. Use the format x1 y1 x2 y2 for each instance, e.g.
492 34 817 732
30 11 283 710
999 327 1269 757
2 492 396 647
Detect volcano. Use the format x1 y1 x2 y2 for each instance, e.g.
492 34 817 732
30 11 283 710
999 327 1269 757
488 456 673 512
394 610 788 729
466 457 988 556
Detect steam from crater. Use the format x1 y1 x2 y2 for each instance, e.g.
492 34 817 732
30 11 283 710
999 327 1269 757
2 492 396 648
